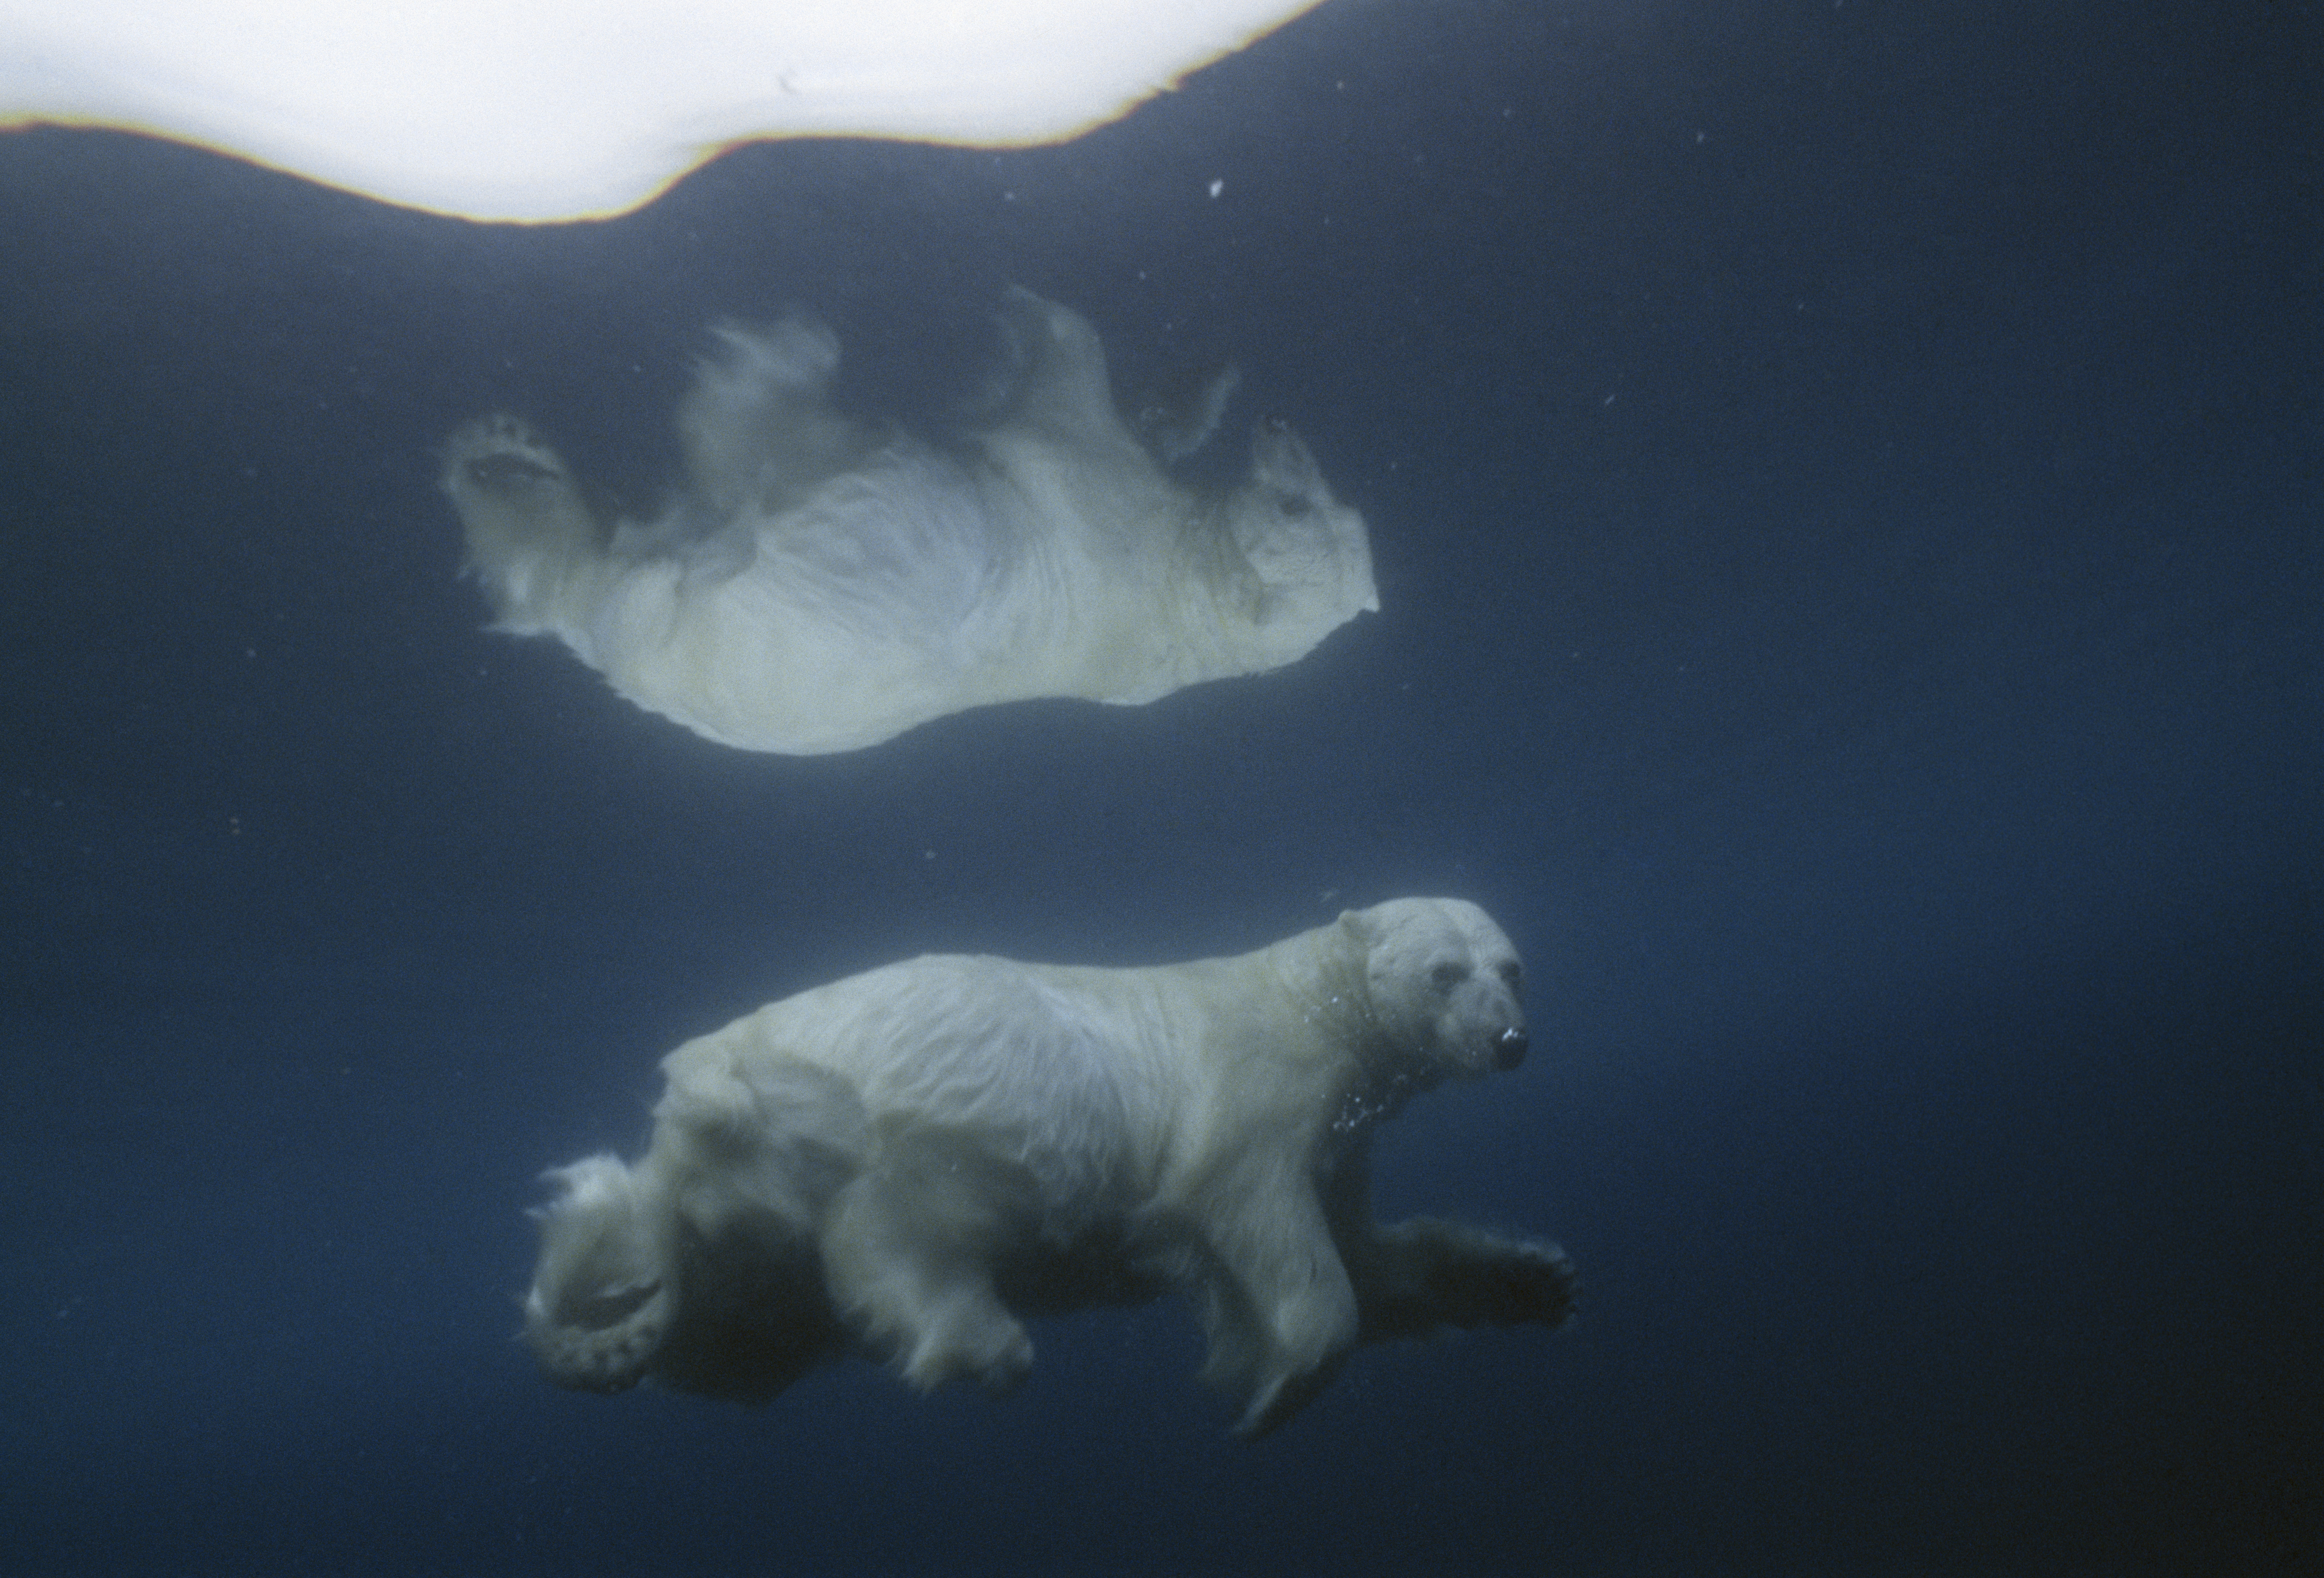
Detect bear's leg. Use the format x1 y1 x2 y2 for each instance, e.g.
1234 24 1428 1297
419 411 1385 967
524 1155 676 1392
677 316 881 514
1347 1217 1580 1343
817 1170 1034 1396
1195 1169 1360 1437
989 288 1141 457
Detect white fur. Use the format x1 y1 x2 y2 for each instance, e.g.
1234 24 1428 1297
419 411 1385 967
523 898 1576 1435
443 289 1377 754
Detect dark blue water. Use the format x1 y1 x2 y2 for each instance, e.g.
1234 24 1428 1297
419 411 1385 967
2 2 2316 1572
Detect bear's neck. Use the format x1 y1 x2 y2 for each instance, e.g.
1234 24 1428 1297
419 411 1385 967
1259 926 1407 1089
1260 923 1450 1147
1257 929 1370 1042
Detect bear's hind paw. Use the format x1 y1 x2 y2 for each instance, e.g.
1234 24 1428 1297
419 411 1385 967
444 414 572 497
524 1280 671 1393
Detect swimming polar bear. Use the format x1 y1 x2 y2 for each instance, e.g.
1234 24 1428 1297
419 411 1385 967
441 289 1376 754
523 898 1576 1437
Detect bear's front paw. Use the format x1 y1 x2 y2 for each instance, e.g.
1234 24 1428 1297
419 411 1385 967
1232 1356 1341 1440
900 1310 1034 1397
1483 1241 1579 1329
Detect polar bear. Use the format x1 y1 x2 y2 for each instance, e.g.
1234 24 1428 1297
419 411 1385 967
441 289 1376 755
523 898 1576 1436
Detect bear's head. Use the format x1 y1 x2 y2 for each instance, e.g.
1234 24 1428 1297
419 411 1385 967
1223 419 1378 659
1346 898 1529 1078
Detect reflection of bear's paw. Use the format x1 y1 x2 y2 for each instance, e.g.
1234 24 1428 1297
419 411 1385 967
442 413 604 576
444 414 571 497
525 1280 672 1394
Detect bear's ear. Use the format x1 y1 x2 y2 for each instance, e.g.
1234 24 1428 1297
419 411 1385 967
1249 417 1325 497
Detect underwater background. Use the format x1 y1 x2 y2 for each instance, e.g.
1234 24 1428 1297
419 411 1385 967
2 0 2316 1572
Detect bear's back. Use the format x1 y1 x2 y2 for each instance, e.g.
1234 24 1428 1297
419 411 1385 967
727 956 1173 1219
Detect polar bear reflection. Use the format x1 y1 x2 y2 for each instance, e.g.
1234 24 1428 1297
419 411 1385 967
442 289 1375 754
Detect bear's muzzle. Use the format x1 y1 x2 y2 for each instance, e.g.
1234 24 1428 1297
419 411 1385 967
1492 1027 1528 1071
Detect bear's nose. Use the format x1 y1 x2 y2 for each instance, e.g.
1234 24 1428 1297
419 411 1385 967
1492 1027 1528 1071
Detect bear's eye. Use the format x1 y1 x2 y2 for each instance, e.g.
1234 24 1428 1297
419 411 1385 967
1429 962 1465 994
1275 490 1314 520
1498 961 1523 992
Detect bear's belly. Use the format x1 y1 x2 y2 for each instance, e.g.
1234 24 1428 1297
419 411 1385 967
990 1218 1174 1317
